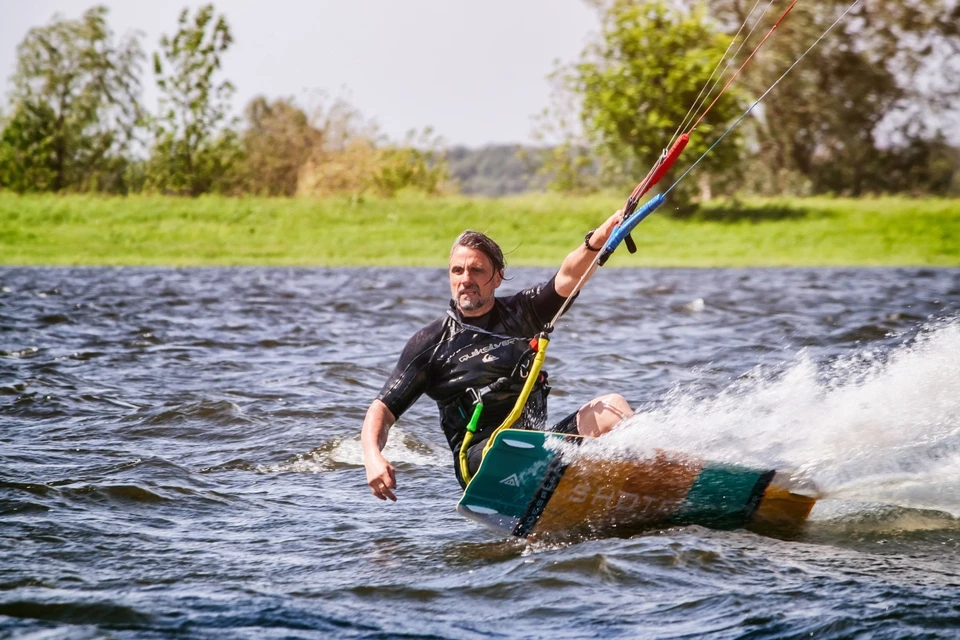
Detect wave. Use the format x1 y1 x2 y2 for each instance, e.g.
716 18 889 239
254 426 449 474
2 456 234 510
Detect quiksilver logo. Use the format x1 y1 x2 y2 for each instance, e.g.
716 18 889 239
482 354 498 363
458 339 512 363
500 474 520 487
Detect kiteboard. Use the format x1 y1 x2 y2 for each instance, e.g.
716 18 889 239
457 429 817 540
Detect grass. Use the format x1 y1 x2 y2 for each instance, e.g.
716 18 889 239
0 192 958 267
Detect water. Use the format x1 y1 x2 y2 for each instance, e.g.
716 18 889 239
2 266 959 639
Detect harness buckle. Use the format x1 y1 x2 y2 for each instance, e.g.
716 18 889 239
466 387 482 407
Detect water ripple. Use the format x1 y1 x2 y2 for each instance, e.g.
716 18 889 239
1 266 959 638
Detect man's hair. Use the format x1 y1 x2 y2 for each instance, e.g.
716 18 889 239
450 230 506 274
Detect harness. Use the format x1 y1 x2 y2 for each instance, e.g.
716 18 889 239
443 308 551 484
457 332 550 485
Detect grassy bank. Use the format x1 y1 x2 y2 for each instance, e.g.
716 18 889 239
1 193 958 266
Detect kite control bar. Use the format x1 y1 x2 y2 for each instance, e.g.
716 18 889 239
618 134 689 254
598 193 665 266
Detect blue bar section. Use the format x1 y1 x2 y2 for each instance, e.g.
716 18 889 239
603 193 665 253
599 193 665 265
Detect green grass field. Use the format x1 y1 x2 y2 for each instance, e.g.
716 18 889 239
1 192 957 267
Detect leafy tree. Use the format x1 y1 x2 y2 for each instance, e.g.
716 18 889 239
234 96 323 196
541 0 743 197
702 0 960 195
0 5 143 193
821 133 960 196
370 128 448 197
147 4 239 196
0 103 58 192
295 97 449 197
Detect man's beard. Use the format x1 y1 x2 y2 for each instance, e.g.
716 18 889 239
457 289 489 312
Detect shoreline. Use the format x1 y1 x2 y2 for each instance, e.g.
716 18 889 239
2 193 958 267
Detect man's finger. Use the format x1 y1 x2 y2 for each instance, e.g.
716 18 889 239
375 478 396 502
369 477 396 501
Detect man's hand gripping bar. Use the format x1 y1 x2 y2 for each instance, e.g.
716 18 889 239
598 193 666 266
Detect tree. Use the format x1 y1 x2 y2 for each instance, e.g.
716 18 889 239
147 4 239 196
702 0 960 195
0 103 58 192
295 96 449 197
234 96 323 196
0 5 143 193
540 0 743 197
369 128 448 197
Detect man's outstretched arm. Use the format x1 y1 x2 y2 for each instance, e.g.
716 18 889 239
361 399 398 501
554 209 624 298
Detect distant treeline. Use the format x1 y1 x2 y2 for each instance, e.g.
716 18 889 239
446 145 551 196
1 2 959 200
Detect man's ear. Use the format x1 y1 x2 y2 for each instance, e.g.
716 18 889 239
494 270 504 289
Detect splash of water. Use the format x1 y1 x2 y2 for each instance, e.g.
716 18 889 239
597 320 960 517
257 426 449 474
329 425 449 468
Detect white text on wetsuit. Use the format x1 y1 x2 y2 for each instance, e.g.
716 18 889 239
458 339 513 363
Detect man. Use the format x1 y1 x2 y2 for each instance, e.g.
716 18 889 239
362 210 633 501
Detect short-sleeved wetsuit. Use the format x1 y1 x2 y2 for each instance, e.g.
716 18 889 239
377 275 578 487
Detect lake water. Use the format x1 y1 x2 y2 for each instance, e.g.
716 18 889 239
2 266 959 639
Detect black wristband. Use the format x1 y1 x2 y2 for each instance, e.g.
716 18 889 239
584 230 602 252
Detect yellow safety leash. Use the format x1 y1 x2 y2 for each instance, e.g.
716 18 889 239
458 334 550 486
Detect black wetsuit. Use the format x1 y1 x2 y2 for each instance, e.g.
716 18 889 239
377 275 577 487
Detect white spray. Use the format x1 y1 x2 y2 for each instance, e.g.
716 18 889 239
597 320 960 516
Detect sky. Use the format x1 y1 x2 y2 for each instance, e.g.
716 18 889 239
0 0 601 147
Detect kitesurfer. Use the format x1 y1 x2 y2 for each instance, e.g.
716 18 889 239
361 211 633 501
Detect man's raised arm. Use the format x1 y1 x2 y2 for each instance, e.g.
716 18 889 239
361 399 398 501
554 209 624 297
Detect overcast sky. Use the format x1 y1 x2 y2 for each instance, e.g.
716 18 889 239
1 1 601 147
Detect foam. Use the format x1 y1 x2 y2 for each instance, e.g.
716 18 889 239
594 319 960 516
327 426 449 468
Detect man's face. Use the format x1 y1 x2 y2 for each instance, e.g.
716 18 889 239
449 245 503 317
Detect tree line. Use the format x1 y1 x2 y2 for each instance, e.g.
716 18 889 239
1 2 958 199
0 5 446 197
